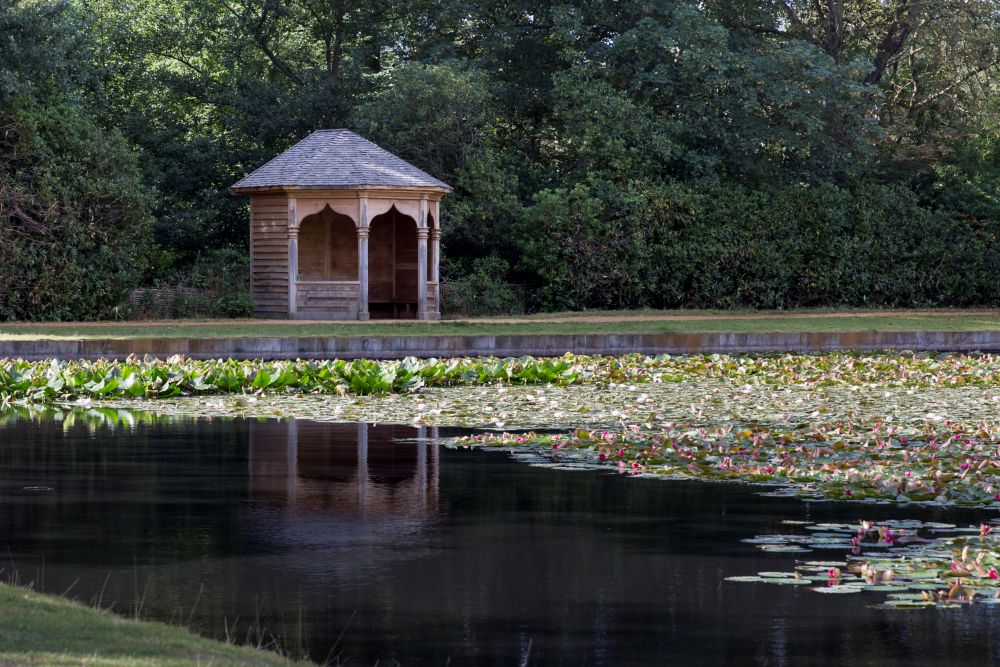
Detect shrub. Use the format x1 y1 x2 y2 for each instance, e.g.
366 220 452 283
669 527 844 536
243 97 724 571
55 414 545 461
131 248 252 319
522 179 1000 311
441 256 524 317
0 1 151 321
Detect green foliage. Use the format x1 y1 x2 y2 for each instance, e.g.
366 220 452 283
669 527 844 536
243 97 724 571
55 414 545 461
11 349 999 405
440 256 524 316
1 0 996 318
351 63 522 259
0 0 151 321
0 355 580 402
524 180 1000 310
133 248 253 319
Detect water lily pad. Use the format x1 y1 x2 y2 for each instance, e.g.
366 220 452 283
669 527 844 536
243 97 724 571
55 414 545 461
883 600 936 608
811 586 862 594
801 561 848 568
886 593 928 601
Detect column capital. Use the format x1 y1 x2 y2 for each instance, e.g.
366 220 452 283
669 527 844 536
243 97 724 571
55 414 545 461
356 226 370 239
430 229 441 240
288 228 299 240
416 227 430 240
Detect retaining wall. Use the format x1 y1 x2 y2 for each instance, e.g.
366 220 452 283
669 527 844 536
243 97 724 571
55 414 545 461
2 330 1000 361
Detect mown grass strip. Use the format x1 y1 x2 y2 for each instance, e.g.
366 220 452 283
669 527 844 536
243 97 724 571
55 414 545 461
1 311 999 340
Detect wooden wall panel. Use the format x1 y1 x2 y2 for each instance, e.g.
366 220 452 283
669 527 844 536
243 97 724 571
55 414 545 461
368 214 395 302
250 196 289 315
297 282 358 315
297 206 358 281
394 216 417 303
297 216 327 279
329 213 358 279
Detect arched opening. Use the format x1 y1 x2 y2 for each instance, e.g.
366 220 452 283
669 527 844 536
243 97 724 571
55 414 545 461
368 206 418 319
298 205 357 280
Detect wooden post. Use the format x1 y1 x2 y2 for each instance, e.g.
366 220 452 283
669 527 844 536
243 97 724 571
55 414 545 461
357 194 369 320
417 197 429 320
430 228 441 319
416 227 429 320
287 198 298 318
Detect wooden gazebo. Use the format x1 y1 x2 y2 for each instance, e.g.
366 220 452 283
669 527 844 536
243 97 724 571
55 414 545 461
231 130 451 320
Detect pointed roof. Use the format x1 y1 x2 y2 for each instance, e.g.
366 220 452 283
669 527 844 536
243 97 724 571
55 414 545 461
230 129 452 193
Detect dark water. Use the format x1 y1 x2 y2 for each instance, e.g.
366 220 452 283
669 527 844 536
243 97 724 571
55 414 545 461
2 410 1000 665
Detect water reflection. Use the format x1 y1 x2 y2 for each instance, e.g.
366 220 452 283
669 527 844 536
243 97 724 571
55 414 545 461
246 420 440 576
2 409 1000 665
249 420 439 518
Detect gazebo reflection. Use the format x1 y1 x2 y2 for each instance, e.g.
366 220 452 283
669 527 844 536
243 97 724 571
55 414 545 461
249 420 439 519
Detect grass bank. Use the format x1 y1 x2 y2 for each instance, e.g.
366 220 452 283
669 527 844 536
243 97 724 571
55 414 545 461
0 583 298 666
0 309 998 340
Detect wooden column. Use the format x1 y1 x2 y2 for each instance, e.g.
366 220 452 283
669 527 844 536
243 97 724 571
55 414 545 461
430 228 441 318
357 195 369 320
287 198 298 318
416 227 429 320
417 197 429 320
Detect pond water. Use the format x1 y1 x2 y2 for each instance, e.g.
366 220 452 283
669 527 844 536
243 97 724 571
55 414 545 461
2 410 1000 665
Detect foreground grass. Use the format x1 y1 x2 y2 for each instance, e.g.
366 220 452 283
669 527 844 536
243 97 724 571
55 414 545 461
0 584 298 667
0 309 999 340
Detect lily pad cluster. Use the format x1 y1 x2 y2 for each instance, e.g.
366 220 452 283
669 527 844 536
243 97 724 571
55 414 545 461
2 351 1000 405
728 519 1000 609
457 417 1000 507
0 355 579 402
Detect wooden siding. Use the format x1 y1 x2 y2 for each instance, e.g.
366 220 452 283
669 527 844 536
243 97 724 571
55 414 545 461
250 196 289 315
296 281 359 316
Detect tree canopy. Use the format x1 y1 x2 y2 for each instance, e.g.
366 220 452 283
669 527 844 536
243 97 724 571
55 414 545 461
2 0 998 318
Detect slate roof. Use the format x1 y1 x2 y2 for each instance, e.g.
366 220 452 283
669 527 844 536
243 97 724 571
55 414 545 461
231 129 452 192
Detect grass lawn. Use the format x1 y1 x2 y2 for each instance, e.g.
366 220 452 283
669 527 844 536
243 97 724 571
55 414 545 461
0 584 299 666
0 309 998 340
